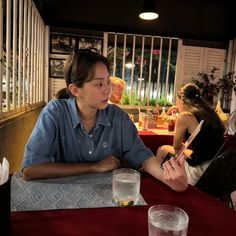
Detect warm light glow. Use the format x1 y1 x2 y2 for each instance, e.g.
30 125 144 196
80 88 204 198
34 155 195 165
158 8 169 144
139 12 158 20
167 93 173 103
125 63 135 69
137 78 145 81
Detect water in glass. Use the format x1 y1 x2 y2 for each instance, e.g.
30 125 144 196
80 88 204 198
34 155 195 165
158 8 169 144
112 169 140 207
148 205 188 236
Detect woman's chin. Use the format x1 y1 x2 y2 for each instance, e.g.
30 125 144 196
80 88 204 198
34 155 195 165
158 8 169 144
98 102 109 109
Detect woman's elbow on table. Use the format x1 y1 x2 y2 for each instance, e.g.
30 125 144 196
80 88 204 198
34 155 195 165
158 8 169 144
22 164 48 181
22 167 34 181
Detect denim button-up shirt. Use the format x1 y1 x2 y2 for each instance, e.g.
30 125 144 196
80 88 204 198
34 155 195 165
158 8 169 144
22 98 153 169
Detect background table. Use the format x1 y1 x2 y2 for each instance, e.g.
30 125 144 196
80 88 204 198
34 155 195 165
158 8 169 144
139 128 174 154
11 173 236 236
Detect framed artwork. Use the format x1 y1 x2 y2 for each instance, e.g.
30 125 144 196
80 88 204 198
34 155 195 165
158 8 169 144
51 34 76 54
49 58 66 78
78 37 103 52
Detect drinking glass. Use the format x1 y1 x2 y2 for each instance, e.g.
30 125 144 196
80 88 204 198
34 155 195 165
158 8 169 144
112 168 140 207
141 113 149 130
167 118 175 132
138 112 145 129
148 205 189 236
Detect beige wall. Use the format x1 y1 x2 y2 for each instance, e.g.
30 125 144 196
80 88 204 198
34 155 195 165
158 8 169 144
0 108 43 174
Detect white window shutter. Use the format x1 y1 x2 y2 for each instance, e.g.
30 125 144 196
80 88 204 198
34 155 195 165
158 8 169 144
176 46 204 92
176 45 226 93
203 48 226 78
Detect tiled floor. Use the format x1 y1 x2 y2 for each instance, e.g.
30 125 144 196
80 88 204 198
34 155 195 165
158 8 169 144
231 191 236 210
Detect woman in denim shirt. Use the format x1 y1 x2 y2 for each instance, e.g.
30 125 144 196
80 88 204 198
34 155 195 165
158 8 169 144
22 48 188 192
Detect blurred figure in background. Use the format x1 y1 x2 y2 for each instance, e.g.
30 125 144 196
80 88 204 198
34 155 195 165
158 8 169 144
109 76 126 104
156 83 225 186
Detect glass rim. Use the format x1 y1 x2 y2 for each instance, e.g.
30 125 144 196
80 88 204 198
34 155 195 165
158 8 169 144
148 204 189 226
113 168 140 176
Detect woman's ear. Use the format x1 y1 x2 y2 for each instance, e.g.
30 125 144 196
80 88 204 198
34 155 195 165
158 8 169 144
68 84 83 98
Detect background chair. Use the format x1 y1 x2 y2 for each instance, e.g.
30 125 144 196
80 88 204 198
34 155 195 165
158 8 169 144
195 133 236 208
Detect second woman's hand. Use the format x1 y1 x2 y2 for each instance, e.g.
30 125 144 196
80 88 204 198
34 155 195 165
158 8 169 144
167 105 179 115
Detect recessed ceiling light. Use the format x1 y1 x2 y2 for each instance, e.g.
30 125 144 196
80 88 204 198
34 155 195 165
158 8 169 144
139 12 159 20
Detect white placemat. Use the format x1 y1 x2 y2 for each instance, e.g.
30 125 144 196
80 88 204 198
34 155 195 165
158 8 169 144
11 172 147 212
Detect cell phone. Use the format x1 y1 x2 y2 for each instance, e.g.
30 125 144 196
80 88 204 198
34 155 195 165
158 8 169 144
160 152 175 168
160 120 204 168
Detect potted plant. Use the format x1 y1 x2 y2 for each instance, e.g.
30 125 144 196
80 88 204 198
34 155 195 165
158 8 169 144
192 67 219 105
217 71 236 112
192 67 236 110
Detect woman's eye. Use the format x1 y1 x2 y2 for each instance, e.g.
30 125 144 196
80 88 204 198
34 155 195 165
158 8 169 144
95 83 103 87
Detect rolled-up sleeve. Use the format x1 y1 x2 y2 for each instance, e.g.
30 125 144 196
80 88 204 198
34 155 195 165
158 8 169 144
121 114 154 168
22 107 58 169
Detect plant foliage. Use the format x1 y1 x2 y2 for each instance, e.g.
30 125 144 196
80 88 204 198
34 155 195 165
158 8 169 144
192 67 236 97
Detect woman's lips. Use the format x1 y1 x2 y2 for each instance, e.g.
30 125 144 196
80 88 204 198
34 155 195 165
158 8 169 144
102 99 109 103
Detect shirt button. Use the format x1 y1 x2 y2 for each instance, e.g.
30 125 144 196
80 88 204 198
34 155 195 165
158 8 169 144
89 134 93 138
89 151 92 155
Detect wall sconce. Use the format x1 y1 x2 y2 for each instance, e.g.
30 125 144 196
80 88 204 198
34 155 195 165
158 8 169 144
139 0 159 20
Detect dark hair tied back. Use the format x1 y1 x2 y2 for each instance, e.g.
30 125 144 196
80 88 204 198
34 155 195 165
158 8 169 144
182 83 201 102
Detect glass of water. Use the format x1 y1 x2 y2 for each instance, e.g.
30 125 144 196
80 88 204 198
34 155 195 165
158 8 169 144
148 205 189 236
112 168 140 207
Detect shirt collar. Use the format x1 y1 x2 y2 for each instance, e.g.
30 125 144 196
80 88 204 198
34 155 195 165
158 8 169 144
96 108 111 127
67 98 111 129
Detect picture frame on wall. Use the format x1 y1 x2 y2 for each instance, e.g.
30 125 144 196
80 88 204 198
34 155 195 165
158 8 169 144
49 58 66 78
78 37 103 52
51 34 76 54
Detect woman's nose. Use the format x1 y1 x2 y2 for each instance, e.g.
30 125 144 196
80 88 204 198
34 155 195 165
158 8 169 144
104 83 112 95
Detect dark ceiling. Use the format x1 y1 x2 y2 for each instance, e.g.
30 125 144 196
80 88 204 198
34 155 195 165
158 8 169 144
33 0 236 42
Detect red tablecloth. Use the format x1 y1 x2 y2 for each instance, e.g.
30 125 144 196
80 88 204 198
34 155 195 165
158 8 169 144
139 129 174 154
11 174 236 236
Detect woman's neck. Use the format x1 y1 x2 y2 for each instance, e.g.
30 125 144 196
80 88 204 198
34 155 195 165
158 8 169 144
80 113 97 122
77 101 97 122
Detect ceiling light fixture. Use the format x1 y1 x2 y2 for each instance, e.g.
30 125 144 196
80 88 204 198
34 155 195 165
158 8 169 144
139 0 159 20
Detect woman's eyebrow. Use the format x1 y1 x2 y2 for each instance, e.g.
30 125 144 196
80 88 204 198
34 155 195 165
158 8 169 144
93 77 110 81
93 78 104 81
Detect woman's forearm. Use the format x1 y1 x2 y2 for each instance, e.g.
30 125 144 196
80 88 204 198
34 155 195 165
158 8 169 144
23 155 120 181
143 156 188 192
23 162 98 180
143 156 164 181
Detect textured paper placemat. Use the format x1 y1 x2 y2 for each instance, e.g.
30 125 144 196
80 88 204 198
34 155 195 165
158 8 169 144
11 172 147 212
